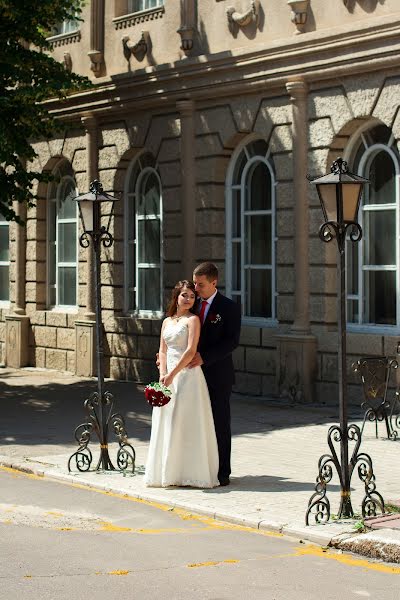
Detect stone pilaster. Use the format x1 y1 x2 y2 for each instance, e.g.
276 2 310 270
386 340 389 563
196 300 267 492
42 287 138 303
5 315 29 368
76 115 98 376
75 320 96 377
275 79 317 402
88 0 105 76
6 200 30 368
177 99 196 278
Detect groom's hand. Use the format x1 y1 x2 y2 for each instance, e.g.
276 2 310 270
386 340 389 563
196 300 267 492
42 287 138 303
188 352 204 368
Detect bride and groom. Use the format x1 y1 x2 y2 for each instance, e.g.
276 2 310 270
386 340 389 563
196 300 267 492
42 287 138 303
144 262 242 488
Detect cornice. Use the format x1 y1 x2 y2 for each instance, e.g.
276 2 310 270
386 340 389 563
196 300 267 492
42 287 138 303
45 18 400 119
113 6 165 29
47 30 81 48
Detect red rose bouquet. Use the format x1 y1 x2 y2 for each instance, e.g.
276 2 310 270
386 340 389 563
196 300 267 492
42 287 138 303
144 382 172 407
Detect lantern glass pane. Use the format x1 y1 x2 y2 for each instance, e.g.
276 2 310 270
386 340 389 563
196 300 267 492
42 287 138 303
80 200 94 232
342 183 362 222
317 184 337 222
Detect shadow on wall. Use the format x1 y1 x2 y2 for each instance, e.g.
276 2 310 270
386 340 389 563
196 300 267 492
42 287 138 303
343 0 386 13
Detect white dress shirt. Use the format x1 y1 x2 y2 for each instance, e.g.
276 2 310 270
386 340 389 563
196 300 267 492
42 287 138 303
200 289 218 322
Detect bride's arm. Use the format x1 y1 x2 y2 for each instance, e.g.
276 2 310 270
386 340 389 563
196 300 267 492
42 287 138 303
162 316 200 387
158 319 168 382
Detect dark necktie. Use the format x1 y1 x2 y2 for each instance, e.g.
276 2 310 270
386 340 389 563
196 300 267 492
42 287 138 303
199 300 207 324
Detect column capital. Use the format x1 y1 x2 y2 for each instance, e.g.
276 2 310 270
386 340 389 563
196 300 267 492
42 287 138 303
286 79 308 100
176 99 195 116
81 114 98 132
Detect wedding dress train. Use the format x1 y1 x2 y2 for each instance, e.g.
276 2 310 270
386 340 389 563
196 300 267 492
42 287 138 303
144 318 219 488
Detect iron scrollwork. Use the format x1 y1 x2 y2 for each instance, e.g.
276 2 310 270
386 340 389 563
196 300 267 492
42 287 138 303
68 391 136 473
306 423 385 524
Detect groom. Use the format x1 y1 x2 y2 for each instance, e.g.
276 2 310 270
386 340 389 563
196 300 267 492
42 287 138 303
188 262 241 486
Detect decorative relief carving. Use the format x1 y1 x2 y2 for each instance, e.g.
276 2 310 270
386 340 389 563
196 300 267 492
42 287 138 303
79 331 88 357
63 52 72 71
287 0 309 34
8 325 16 349
122 31 149 61
113 6 165 30
177 26 194 52
227 0 259 31
47 30 81 48
88 50 104 74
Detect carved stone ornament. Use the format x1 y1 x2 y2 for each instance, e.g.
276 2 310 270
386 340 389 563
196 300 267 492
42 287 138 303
63 51 72 71
122 31 149 62
177 26 194 53
287 0 309 34
227 0 259 30
88 49 104 73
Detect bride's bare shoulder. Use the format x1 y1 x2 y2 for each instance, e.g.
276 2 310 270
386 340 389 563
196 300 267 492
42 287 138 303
187 314 200 325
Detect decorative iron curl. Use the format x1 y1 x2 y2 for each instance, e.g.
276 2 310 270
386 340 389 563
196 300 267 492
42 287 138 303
99 228 113 248
345 222 362 243
306 454 334 525
354 452 385 518
68 390 136 474
319 222 337 244
331 157 348 174
79 232 91 248
117 444 136 471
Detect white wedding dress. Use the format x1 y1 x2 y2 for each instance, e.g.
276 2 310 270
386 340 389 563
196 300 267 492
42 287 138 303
144 318 219 488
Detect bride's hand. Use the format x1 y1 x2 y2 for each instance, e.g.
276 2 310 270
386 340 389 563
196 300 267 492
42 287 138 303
163 373 174 388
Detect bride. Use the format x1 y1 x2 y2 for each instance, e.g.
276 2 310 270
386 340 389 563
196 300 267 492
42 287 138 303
144 280 219 488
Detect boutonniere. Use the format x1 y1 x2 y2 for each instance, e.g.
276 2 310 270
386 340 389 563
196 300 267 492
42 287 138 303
209 313 222 324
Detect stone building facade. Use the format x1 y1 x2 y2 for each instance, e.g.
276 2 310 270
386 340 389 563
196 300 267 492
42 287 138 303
4 0 400 404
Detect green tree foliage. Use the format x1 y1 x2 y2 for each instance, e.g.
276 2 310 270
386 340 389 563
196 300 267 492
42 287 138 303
0 0 91 222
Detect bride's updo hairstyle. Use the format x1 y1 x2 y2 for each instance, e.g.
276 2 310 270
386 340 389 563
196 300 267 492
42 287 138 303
166 280 198 317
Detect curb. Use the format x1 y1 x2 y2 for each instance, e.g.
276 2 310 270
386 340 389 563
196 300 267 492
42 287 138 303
0 457 358 550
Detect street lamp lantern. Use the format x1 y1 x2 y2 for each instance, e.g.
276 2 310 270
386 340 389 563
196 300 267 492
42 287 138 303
305 157 385 525
68 179 135 474
313 157 368 226
74 179 117 236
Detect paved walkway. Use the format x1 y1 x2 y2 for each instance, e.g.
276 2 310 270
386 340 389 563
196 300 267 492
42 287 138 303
1 367 399 561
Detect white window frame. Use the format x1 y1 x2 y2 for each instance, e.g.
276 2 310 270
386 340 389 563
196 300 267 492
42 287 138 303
124 156 163 317
347 137 400 333
0 216 10 306
127 0 164 14
47 170 78 310
226 139 277 326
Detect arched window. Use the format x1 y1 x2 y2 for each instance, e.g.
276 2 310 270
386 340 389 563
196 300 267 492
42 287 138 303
0 214 10 302
347 124 400 327
125 153 162 314
47 162 78 308
226 139 276 323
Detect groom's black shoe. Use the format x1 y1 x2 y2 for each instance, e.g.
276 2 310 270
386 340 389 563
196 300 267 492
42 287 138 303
219 478 230 487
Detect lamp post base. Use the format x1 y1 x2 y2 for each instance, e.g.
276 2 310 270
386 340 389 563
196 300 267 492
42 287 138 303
305 423 385 525
68 391 136 473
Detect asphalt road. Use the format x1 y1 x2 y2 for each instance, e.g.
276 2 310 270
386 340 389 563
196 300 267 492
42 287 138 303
1 467 399 600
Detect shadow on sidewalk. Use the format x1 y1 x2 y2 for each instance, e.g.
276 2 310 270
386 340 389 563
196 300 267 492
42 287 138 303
0 374 365 449
201 474 342 494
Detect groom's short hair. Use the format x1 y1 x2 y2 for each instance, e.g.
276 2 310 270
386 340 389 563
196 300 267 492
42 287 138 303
193 262 218 281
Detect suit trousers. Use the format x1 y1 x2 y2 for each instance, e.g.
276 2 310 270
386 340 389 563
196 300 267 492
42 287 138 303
207 384 231 481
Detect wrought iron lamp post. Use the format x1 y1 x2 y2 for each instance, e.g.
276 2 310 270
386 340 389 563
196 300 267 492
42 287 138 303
305 157 384 524
68 180 135 473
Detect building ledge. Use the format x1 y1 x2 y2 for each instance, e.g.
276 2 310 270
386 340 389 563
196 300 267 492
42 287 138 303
47 30 81 48
113 6 165 30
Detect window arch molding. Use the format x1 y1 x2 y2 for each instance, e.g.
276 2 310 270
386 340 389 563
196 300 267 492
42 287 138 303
47 160 78 309
226 137 277 325
346 123 400 331
124 151 163 316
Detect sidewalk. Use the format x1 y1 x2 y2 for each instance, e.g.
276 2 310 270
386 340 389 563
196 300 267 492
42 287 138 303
1 366 400 563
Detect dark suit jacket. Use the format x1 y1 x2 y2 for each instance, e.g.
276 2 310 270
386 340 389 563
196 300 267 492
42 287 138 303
198 292 241 391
